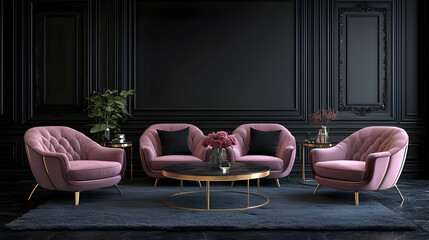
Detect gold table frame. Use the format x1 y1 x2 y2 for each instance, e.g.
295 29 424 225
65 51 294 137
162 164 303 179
103 142 133 182
162 169 270 211
301 142 333 184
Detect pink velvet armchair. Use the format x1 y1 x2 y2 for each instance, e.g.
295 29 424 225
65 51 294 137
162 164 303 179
227 124 296 187
139 123 210 186
24 126 126 205
310 126 408 206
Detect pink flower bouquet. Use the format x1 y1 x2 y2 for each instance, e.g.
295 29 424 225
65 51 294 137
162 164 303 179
202 131 237 149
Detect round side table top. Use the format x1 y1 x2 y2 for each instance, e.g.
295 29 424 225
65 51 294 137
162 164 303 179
301 142 334 148
103 141 133 148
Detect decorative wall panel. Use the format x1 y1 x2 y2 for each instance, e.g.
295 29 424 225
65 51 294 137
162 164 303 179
131 0 303 120
335 2 392 119
29 1 88 121
0 0 15 122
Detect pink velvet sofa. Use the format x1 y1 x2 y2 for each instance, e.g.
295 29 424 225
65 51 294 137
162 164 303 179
139 123 210 186
310 126 409 206
227 123 296 187
24 126 126 205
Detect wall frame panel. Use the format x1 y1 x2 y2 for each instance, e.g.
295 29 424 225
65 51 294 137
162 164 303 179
27 0 89 122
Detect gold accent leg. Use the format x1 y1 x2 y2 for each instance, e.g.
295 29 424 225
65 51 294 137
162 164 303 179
247 179 250 207
197 181 202 187
75 192 80 206
206 181 210 210
275 178 280 188
313 184 320 196
394 185 404 202
27 184 39 201
231 181 235 187
114 184 122 195
180 180 183 194
154 178 159 187
355 192 359 206
130 146 133 183
287 176 290 181
257 178 260 194
302 145 306 184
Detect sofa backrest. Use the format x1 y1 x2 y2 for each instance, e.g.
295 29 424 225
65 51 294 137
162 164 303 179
232 123 295 157
338 126 408 161
24 126 96 161
140 123 205 157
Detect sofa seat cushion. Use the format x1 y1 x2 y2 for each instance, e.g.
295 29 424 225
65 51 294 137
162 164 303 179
69 160 122 181
236 155 284 170
314 160 366 182
150 155 203 170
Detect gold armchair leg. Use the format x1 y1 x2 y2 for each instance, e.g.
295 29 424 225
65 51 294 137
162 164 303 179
355 192 359 206
231 181 235 187
313 184 320 196
275 179 280 188
394 185 404 202
197 181 202 187
154 178 159 187
75 192 80 206
27 184 39 201
114 184 123 195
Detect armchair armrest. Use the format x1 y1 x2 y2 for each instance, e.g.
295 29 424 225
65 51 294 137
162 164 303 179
140 144 157 163
277 145 295 161
28 146 70 172
26 146 70 187
88 146 125 164
363 151 392 185
366 151 391 161
226 146 241 162
310 146 346 165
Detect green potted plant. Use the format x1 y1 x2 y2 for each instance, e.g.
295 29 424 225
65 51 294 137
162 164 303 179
86 89 135 142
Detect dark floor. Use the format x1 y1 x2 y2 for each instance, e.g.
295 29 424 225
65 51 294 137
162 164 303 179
1 178 428 240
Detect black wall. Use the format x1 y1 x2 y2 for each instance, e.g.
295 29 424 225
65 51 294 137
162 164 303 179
0 0 428 180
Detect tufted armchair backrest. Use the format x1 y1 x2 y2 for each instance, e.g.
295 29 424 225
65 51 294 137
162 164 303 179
233 123 296 157
338 126 408 161
24 126 98 161
140 124 205 157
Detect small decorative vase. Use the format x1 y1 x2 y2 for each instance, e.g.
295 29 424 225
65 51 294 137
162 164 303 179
210 148 226 169
317 125 328 143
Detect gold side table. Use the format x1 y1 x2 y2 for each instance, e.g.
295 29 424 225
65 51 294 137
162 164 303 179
301 142 333 184
103 142 133 182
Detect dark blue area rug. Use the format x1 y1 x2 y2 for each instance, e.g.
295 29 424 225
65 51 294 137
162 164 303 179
5 183 416 230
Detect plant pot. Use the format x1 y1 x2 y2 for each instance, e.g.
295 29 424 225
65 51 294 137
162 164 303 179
104 127 111 142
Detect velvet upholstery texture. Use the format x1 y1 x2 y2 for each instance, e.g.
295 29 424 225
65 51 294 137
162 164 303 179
139 124 210 178
310 126 409 192
227 124 296 178
24 126 126 192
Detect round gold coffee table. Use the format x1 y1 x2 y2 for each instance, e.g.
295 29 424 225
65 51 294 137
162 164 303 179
162 162 270 211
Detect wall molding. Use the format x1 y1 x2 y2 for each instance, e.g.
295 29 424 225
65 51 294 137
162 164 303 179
28 0 89 122
129 0 305 121
338 3 389 116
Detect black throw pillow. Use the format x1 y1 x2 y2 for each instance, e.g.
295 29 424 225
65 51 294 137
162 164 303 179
157 127 192 155
247 128 281 156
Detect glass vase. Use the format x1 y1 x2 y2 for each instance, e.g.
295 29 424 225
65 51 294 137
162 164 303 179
210 148 226 169
317 125 329 143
